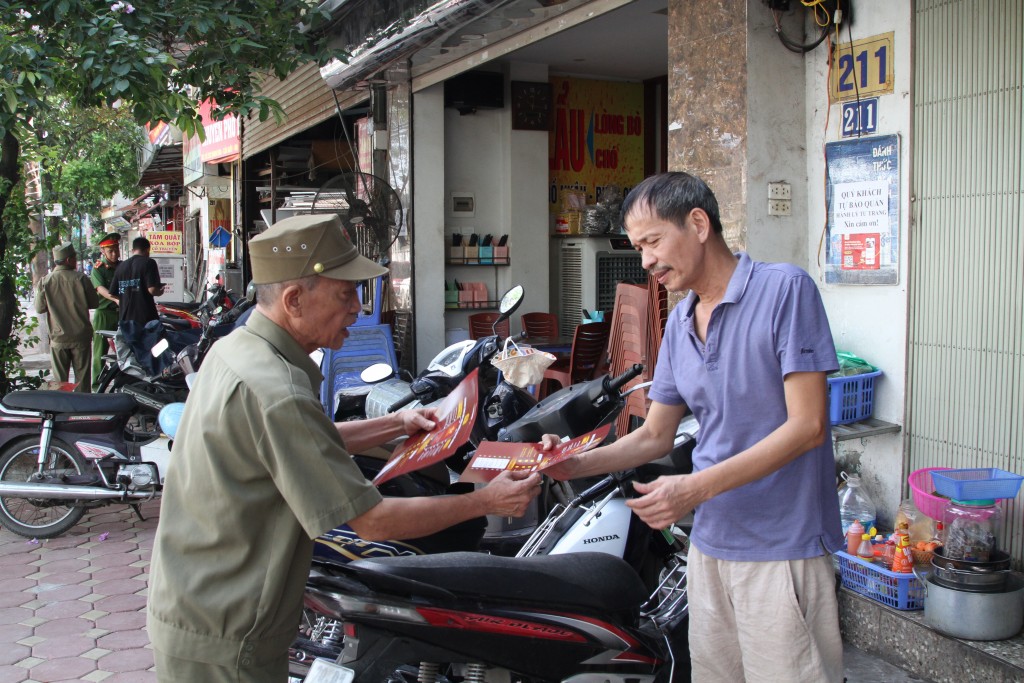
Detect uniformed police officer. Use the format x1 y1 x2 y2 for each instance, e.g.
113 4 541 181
89 232 122 390
146 213 542 683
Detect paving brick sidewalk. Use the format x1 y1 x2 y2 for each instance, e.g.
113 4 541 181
0 500 160 682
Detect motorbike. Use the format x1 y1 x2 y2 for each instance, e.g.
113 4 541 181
0 390 176 539
0 298 251 539
95 294 253 402
301 368 699 682
309 285 552 568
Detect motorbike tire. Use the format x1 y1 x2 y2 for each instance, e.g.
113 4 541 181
0 437 89 539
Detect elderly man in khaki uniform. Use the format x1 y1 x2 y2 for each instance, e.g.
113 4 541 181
146 214 542 683
33 242 99 392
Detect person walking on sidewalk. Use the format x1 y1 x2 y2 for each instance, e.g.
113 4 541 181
33 242 99 392
110 236 165 375
89 232 122 390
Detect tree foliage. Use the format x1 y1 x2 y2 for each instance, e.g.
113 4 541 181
0 0 343 390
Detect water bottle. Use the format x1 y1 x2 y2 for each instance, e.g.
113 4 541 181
838 472 876 537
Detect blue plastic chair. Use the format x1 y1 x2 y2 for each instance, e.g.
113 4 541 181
319 322 397 418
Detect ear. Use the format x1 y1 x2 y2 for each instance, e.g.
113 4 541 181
689 208 713 243
280 283 305 317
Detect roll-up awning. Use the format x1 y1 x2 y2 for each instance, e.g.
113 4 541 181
318 0 519 90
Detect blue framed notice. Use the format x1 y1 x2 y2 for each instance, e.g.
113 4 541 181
825 134 900 285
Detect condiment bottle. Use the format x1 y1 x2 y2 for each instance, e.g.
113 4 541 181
846 519 865 555
857 533 875 562
891 525 914 573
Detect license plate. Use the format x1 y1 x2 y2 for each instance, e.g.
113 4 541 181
304 658 355 683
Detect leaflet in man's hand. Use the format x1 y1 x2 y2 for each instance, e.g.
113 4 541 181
459 424 611 483
373 369 479 485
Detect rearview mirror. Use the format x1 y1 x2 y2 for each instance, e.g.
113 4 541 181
360 363 395 384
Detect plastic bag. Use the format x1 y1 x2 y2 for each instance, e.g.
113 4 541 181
490 338 556 388
829 350 878 378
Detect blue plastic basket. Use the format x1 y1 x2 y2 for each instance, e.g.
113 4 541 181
835 551 924 610
827 370 882 425
930 468 1024 501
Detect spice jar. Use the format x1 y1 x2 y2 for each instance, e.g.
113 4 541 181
942 499 1002 562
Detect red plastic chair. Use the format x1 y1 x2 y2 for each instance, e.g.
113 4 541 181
521 312 559 339
539 322 611 398
468 312 509 339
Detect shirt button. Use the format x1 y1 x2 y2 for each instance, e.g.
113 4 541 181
241 658 252 666
243 644 255 652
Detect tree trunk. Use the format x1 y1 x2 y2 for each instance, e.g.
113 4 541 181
0 130 24 391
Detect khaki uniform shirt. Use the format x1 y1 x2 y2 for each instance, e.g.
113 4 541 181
33 265 99 346
146 311 383 668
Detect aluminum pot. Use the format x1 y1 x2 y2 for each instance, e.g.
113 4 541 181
922 573 1024 641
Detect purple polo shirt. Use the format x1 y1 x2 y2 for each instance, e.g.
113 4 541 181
649 253 844 561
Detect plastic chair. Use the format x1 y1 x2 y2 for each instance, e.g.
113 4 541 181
539 321 611 398
319 323 397 419
521 312 559 339
468 312 509 339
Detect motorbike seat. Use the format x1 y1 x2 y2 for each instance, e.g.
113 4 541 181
2 390 138 416
344 551 650 614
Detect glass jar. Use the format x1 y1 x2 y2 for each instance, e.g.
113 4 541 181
942 499 1002 562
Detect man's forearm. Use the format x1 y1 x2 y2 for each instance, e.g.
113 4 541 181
336 412 406 452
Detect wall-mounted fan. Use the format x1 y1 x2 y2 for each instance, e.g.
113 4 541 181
309 172 403 263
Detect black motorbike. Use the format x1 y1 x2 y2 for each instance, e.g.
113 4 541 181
301 368 698 682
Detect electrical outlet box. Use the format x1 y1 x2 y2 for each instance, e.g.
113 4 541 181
768 199 792 216
768 182 791 200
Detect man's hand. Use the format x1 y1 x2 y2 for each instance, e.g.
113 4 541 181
536 433 580 481
626 475 706 530
479 470 542 517
398 407 438 436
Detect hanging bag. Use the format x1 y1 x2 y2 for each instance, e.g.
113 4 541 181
490 337 556 388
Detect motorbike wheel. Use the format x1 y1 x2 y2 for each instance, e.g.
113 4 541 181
0 437 89 538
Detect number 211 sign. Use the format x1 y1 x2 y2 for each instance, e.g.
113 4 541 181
830 32 894 103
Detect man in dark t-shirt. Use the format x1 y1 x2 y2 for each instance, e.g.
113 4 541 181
110 237 166 374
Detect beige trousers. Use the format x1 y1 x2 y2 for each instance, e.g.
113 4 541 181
50 342 92 392
153 650 289 683
687 545 844 683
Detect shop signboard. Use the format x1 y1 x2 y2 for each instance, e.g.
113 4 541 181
825 134 900 285
199 99 240 164
548 77 644 214
149 231 183 255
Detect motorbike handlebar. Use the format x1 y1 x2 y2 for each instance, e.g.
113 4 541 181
604 364 644 394
387 391 418 414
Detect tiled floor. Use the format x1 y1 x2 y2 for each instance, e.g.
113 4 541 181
0 500 160 683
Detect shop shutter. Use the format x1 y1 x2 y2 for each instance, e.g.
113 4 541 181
242 62 368 159
909 0 1024 564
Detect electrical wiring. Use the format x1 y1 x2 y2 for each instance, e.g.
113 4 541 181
816 26 838 272
769 0 838 54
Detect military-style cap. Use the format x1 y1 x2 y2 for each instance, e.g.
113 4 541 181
249 214 387 285
52 242 75 262
97 232 121 248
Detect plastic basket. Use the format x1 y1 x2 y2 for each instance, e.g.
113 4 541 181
930 468 1024 501
827 370 882 425
835 551 924 610
908 467 952 520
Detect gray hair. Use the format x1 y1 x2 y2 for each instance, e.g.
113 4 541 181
255 275 320 303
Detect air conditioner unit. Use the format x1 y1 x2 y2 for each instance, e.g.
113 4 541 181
557 236 645 337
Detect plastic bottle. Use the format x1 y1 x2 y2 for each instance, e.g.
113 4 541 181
845 519 865 555
838 472 877 536
857 533 875 562
891 525 914 573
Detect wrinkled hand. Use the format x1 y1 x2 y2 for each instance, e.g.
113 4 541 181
398 407 438 436
481 470 542 517
626 475 701 530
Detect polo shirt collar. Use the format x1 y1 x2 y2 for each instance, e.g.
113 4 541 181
681 251 753 320
245 309 323 387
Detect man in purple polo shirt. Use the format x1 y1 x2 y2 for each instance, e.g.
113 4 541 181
544 172 844 681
